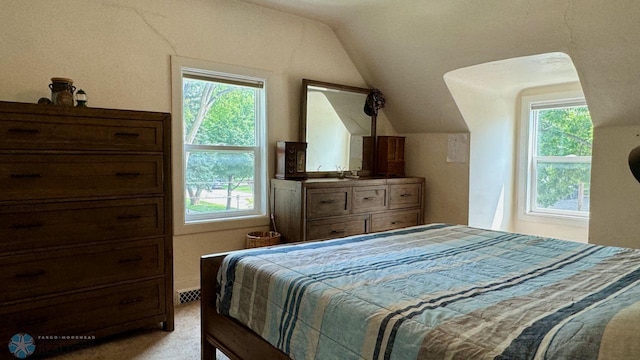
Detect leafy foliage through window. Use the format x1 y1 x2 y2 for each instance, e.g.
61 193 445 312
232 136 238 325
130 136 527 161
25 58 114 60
182 72 264 222
528 100 592 218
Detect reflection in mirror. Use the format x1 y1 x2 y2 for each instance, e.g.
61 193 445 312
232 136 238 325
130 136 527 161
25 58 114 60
301 79 374 174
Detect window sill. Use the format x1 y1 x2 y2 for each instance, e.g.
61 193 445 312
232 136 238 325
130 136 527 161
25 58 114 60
174 214 270 236
519 211 589 228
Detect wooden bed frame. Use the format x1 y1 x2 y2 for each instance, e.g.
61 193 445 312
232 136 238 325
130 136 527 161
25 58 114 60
201 253 291 360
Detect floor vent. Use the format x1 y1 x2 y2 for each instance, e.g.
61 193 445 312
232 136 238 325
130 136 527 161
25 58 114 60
177 288 201 304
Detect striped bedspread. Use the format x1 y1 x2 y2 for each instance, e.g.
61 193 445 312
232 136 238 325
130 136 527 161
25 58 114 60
216 224 640 360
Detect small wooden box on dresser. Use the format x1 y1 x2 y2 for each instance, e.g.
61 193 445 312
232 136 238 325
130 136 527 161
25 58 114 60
271 177 424 242
0 101 173 355
377 136 406 176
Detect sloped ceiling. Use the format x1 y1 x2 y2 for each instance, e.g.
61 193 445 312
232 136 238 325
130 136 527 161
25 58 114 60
239 0 640 133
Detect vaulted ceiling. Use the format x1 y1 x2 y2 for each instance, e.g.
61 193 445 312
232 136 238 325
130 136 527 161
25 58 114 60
239 0 640 133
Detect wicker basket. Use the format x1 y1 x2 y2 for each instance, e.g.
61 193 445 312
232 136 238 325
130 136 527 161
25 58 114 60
246 231 281 248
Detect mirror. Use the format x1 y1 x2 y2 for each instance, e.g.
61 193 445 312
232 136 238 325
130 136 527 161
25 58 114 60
300 79 375 175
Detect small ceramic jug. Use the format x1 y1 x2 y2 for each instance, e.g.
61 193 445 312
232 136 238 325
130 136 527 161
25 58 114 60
49 77 76 106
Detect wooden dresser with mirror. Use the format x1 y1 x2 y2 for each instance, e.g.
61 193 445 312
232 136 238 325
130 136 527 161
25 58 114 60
271 79 424 243
271 177 424 242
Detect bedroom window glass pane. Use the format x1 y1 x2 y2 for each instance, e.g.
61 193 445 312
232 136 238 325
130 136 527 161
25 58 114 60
185 150 256 219
181 71 265 223
535 105 592 157
534 160 591 214
528 101 593 218
183 77 256 146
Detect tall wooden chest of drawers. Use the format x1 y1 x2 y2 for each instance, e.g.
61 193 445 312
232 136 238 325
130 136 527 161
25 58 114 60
271 177 424 242
0 101 173 355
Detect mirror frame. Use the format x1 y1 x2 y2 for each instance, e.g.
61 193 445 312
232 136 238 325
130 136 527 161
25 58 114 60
300 79 376 177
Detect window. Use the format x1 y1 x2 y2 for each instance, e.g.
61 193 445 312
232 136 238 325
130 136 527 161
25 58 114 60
523 97 593 219
179 68 266 224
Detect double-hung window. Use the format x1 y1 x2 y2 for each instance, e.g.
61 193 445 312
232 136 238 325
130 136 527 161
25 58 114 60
179 68 266 224
523 97 593 219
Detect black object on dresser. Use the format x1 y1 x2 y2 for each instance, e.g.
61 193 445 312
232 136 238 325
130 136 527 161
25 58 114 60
0 101 173 356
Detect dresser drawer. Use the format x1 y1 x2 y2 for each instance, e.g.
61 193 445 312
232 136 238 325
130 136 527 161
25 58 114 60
389 183 422 209
352 185 388 213
0 114 162 151
0 198 164 252
371 209 421 232
0 154 162 201
0 279 165 353
306 215 368 241
306 187 350 219
0 239 163 303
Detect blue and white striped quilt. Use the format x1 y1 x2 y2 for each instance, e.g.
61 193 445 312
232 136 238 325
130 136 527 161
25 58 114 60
217 224 640 359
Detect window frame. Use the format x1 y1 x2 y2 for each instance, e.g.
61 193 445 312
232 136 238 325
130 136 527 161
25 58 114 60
171 56 270 235
517 89 592 226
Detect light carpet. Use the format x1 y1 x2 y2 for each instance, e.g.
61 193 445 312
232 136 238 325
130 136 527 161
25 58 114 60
49 300 228 360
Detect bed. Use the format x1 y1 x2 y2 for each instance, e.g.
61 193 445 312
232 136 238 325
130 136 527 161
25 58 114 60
201 224 640 360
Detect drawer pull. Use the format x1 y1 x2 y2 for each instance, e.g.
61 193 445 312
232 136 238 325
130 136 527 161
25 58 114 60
117 214 142 220
11 222 44 229
400 193 412 197
391 221 402 225
320 200 336 204
116 172 141 177
11 173 42 179
330 230 345 234
114 132 141 138
120 297 144 305
8 128 40 134
363 197 376 201
15 269 46 279
118 255 143 264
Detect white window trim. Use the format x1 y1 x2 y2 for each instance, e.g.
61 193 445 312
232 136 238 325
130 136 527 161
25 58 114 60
516 88 591 227
171 56 270 235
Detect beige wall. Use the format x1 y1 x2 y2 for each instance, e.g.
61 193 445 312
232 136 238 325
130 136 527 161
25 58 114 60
0 0 370 292
445 79 516 232
403 133 470 226
590 126 640 249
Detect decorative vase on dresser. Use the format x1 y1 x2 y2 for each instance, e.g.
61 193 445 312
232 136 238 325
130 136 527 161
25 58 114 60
0 101 173 356
271 177 424 243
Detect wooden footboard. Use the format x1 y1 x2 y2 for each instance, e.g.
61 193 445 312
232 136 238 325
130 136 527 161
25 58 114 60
201 253 291 360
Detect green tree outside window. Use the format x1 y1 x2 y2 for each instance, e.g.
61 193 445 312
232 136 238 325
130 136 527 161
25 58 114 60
183 78 257 213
